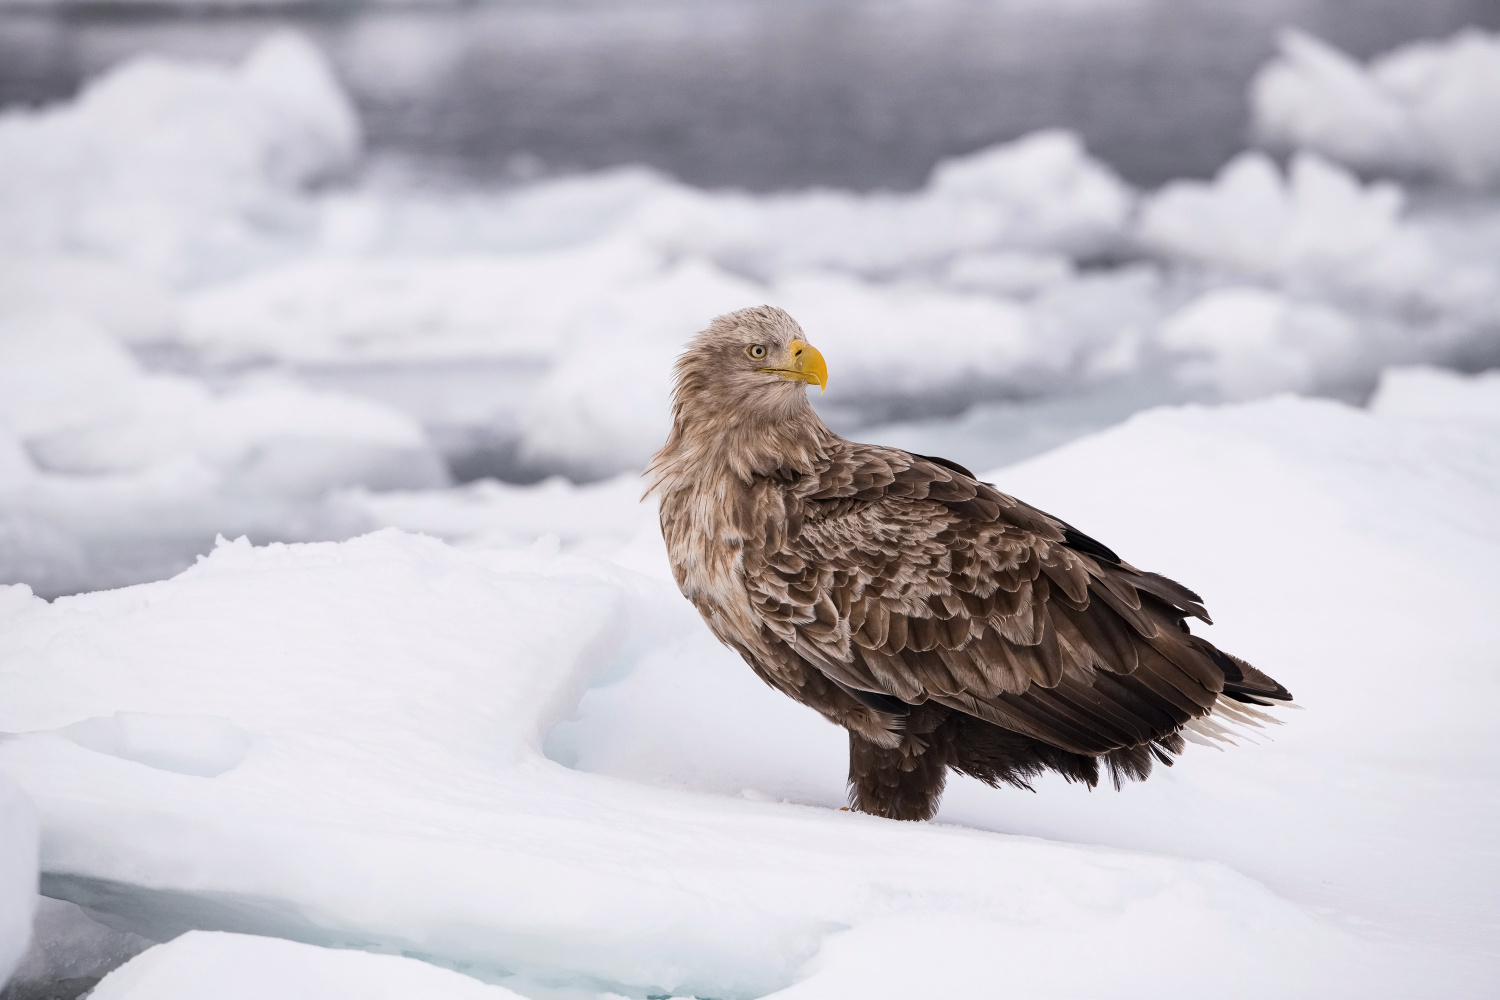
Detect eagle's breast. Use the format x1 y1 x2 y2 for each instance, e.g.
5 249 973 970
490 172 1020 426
660 471 775 649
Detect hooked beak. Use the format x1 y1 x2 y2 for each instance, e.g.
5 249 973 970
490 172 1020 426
760 339 828 393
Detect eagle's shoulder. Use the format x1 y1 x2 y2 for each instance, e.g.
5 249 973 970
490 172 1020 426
784 440 1070 542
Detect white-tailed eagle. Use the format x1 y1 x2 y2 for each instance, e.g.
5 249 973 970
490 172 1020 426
648 306 1293 821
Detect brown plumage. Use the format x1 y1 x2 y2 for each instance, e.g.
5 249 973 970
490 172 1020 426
648 306 1293 821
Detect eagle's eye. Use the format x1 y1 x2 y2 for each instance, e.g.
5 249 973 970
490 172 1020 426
746 344 768 360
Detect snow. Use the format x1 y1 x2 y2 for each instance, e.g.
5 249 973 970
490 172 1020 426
0 31 1496 530
90 932 526 1000
1136 149 1484 306
337 473 649 555
0 371 1496 996
0 33 358 285
634 129 1134 278
167 128 1139 478
557 370 1500 993
1252 28 1500 189
0 774 38 991
58 714 253 779
1155 286 1358 399
2 28 1500 996
0 309 446 596
1369 362 1500 420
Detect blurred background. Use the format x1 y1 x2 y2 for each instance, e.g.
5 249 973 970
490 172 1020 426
3 0 1500 598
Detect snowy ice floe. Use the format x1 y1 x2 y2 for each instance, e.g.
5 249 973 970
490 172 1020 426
180 236 1163 481
305 130 1132 278
1155 287 1359 400
1136 149 1494 308
177 237 660 367
3 31 1500 607
4 377 1500 995
192 238 1150 482
336 473 649 556
0 32 358 285
627 129 1134 279
0 259 177 347
1368 362 1500 421
1253 28 1500 189
0 330 439 489
89 932 526 1000
174 127 1132 371
0 310 446 596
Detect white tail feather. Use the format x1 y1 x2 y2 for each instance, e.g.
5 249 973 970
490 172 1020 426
1185 715 1243 745
1180 728 1225 750
1184 695 1298 749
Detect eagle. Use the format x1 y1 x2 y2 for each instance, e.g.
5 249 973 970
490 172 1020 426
647 306 1293 821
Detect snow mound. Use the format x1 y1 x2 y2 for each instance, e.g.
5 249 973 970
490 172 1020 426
0 311 447 596
178 238 657 366
0 318 436 486
0 260 176 346
0 32 359 284
1252 28 1500 189
91 932 525 1000
1369 363 1500 420
1135 150 1484 305
338 473 650 555
0 519 1434 998
637 129 1133 278
1156 286 1358 399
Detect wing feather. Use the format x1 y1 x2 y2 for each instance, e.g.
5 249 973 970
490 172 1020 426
741 445 1285 756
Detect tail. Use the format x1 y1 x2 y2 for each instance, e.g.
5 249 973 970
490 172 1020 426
1182 644 1297 749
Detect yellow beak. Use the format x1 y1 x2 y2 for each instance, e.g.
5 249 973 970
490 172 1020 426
782 339 828 393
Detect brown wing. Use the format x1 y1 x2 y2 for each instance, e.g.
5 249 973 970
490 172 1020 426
741 444 1289 756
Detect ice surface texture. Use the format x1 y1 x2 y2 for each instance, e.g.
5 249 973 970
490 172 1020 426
1253 28 1500 188
3 370 1499 997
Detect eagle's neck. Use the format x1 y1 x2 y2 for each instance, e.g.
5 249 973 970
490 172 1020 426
647 388 836 498
649 387 831 636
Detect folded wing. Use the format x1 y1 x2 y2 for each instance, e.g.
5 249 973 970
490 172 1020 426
741 445 1290 757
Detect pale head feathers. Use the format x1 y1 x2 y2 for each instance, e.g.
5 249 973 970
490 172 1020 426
647 306 836 493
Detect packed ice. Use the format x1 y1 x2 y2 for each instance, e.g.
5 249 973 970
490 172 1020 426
1 369 1497 998
1252 27 1500 188
1 22 1499 1000
1 33 1498 528
87 933 529 1000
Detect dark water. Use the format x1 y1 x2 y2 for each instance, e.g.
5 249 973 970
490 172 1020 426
3 0 1499 189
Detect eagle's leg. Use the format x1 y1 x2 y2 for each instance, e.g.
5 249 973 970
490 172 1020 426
846 704 950 821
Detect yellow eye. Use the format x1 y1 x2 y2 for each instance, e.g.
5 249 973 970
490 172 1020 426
747 344 767 360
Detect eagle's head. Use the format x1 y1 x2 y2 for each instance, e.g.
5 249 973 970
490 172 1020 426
654 305 833 483
673 305 827 416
